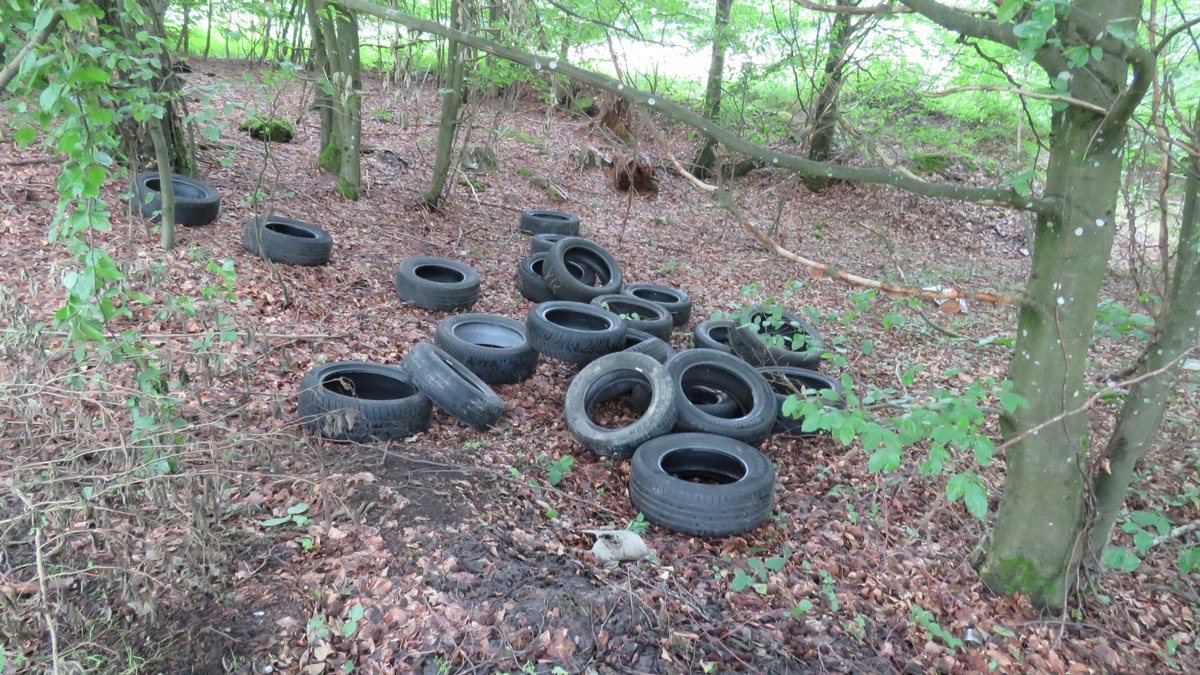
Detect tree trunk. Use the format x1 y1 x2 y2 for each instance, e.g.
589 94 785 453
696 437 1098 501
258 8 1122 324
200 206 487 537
424 0 465 209
202 0 213 58
977 0 1150 609
309 0 361 199
803 0 854 191
1083 109 1200 572
692 0 732 179
177 3 190 52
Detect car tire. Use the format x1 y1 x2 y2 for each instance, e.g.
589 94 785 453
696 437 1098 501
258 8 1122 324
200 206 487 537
516 252 596 304
133 172 221 226
590 294 673 341
729 307 825 370
526 301 626 365
629 433 775 537
530 233 573 255
520 209 581 236
242 215 333 266
564 352 678 458
298 361 432 442
402 342 504 430
757 367 845 436
629 383 740 419
543 237 622 302
434 313 539 385
622 283 693 327
693 319 735 354
665 349 777 446
619 328 675 364
394 257 480 311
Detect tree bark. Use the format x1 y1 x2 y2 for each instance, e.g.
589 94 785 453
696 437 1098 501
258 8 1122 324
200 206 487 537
310 0 361 199
1083 109 1200 572
424 0 466 209
692 0 732 179
203 0 213 58
803 0 854 191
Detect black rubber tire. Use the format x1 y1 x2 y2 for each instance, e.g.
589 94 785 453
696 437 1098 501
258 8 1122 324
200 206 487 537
729 307 825 370
520 209 581 236
133 172 221 226
298 361 432 442
242 215 332 266
401 342 504 430
590 294 673 341
516 252 596 303
693 319 735 354
757 367 845 436
622 283 693 328
434 313 538 385
665 349 777 446
526 301 626 365
564 352 678 458
395 257 480 311
543 237 623 302
620 328 675 364
629 433 776 537
630 383 741 418
530 233 572 255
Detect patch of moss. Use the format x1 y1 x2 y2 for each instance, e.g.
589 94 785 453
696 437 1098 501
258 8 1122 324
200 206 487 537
317 141 340 174
240 115 295 143
982 554 1065 608
336 176 358 200
912 152 952 173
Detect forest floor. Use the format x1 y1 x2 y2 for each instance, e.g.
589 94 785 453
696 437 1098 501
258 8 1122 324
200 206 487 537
1 56 1198 675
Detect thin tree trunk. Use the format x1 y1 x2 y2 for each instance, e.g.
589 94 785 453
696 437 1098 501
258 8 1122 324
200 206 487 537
0 11 62 93
424 0 465 209
177 3 190 52
803 0 854 191
202 0 213 58
692 0 732 179
332 4 361 199
149 120 177 250
1083 108 1200 572
308 0 336 171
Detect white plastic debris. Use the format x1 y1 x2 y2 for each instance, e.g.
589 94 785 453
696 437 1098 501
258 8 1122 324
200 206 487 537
584 529 649 564
922 285 969 314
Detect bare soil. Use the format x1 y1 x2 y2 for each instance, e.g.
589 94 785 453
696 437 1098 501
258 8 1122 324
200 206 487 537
0 56 1197 674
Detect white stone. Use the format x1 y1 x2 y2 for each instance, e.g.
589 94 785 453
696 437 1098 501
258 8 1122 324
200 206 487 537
1096 218 1106 227
1074 227 1083 236
1073 390 1080 397
1057 297 1065 305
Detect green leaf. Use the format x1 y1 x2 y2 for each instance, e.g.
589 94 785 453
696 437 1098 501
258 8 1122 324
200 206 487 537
861 339 873 356
1090 45 1103 62
947 474 989 518
287 502 311 515
1103 546 1140 572
765 556 786 571
868 446 901 473
997 390 1030 413
996 0 1023 23
14 125 36 144
791 599 814 616
39 81 65 111
261 517 290 527
73 66 111 84
349 604 365 621
342 619 358 637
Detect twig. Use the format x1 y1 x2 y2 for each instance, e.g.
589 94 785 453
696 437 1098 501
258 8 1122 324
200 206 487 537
1148 519 1200 549
34 529 61 675
996 349 1195 452
0 8 62 92
925 85 1110 115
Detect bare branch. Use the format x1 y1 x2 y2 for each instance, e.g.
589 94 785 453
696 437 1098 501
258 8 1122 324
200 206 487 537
0 9 62 92
792 0 912 15
1154 16 1200 55
898 0 1017 49
926 85 1110 115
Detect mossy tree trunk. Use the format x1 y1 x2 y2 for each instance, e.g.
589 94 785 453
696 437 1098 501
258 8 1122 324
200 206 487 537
896 0 1155 610
309 0 362 199
692 0 732 179
424 0 466 210
802 0 854 191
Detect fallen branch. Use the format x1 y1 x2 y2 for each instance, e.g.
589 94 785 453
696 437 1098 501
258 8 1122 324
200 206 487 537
640 117 1026 308
1149 520 1200 549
